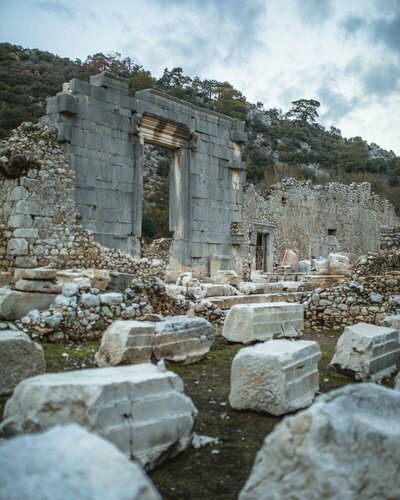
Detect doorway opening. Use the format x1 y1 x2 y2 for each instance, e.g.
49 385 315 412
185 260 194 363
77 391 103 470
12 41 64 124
256 233 267 271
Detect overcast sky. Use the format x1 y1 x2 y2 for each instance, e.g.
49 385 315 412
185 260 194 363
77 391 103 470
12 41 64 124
1 0 399 154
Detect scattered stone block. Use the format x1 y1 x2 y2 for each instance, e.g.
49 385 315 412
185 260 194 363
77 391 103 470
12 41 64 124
153 316 215 363
0 424 160 500
100 292 124 306
0 287 57 320
383 314 400 336
0 364 197 470
14 279 62 294
95 320 155 366
328 252 349 274
56 269 110 291
239 384 400 499
298 259 311 273
14 267 57 281
200 283 241 297
213 270 240 287
222 302 304 343
329 322 399 381
229 340 320 415
0 329 45 396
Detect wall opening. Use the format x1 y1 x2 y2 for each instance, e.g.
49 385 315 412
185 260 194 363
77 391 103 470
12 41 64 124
256 232 266 271
328 228 337 236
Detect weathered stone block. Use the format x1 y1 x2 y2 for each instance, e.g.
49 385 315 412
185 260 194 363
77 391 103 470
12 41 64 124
56 269 110 291
14 279 62 294
14 256 38 268
229 340 320 415
328 252 349 274
213 270 240 286
6 238 28 256
240 384 400 499
0 330 45 396
153 316 215 363
95 320 155 366
0 364 197 470
0 424 160 499
329 322 399 381
0 272 11 286
383 314 400 335
14 267 57 281
0 287 57 320
222 302 304 344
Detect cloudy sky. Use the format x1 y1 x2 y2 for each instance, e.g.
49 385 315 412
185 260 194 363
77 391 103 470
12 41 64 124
1 0 399 153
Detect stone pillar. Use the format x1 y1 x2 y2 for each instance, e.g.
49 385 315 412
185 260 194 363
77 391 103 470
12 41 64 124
132 139 144 258
266 232 274 272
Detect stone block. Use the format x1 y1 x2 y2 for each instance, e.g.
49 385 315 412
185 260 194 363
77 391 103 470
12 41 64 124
46 93 78 115
239 384 400 499
14 279 62 294
383 314 400 336
14 268 57 281
0 272 12 286
6 238 28 256
328 253 349 274
0 424 160 500
0 288 57 320
229 340 320 415
95 321 155 366
213 270 240 286
329 322 400 381
100 292 123 306
153 316 215 363
56 269 110 291
12 228 38 238
79 293 101 308
0 364 197 470
15 256 38 268
298 259 311 273
0 330 45 396
222 302 304 344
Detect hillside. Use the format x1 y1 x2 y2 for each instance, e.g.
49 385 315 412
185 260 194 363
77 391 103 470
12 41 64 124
0 43 399 224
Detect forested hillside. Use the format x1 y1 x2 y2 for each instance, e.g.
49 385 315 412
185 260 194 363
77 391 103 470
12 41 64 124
0 43 399 217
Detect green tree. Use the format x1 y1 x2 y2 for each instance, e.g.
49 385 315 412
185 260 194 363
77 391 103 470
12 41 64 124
287 99 320 124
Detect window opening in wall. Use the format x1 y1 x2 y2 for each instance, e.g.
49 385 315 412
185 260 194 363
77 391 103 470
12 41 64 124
141 144 173 245
281 197 287 205
328 228 337 236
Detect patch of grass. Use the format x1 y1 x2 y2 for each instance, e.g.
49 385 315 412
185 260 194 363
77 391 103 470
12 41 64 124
42 341 100 373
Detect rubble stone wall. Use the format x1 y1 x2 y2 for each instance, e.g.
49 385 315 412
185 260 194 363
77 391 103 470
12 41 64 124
239 179 397 267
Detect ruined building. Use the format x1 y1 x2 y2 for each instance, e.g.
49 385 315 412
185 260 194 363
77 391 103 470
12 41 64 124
0 71 397 280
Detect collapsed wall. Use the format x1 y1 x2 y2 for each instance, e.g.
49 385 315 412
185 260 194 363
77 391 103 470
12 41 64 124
239 178 397 269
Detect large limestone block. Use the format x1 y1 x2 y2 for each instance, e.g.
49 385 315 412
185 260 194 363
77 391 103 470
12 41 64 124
14 267 57 281
0 287 57 320
383 314 400 335
0 364 197 470
56 269 110 291
229 340 320 415
153 316 215 363
222 302 304 344
327 253 349 274
0 330 45 395
329 322 399 381
240 384 400 500
0 424 160 500
95 320 155 367
213 270 240 287
14 278 62 294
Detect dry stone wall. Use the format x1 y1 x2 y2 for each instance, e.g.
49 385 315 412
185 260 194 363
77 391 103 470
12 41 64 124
239 179 397 267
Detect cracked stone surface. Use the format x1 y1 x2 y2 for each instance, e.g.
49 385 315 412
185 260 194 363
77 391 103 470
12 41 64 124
0 364 197 470
240 384 400 500
0 424 160 500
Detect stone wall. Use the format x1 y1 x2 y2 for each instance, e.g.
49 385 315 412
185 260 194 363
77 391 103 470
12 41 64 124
381 226 400 254
239 179 397 270
303 251 400 328
0 122 166 279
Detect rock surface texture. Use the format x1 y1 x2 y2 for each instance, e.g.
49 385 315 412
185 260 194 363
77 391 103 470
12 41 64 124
0 363 197 470
95 316 215 366
0 329 45 395
239 384 400 500
0 424 160 500
329 322 399 381
222 302 304 343
229 340 320 415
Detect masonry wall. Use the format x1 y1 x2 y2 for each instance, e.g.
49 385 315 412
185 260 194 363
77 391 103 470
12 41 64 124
42 72 247 277
239 178 398 268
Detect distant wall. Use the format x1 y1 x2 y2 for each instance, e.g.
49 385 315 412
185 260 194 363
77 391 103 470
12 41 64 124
239 178 398 268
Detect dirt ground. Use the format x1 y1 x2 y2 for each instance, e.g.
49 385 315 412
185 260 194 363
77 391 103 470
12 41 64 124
0 329 396 499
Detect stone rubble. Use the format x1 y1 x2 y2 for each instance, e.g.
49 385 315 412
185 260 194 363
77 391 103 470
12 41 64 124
222 302 304 343
329 322 399 381
0 325 45 395
240 384 400 500
0 424 160 500
0 363 197 471
229 340 321 415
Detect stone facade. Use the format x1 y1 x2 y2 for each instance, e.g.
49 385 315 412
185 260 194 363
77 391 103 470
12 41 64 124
41 71 247 278
239 179 397 272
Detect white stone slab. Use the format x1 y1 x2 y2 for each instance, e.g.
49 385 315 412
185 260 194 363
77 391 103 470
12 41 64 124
0 424 160 500
229 340 320 415
240 384 400 499
213 270 240 286
95 320 155 367
329 322 400 381
0 364 197 470
222 302 304 343
153 316 215 363
0 330 45 396
0 287 56 320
